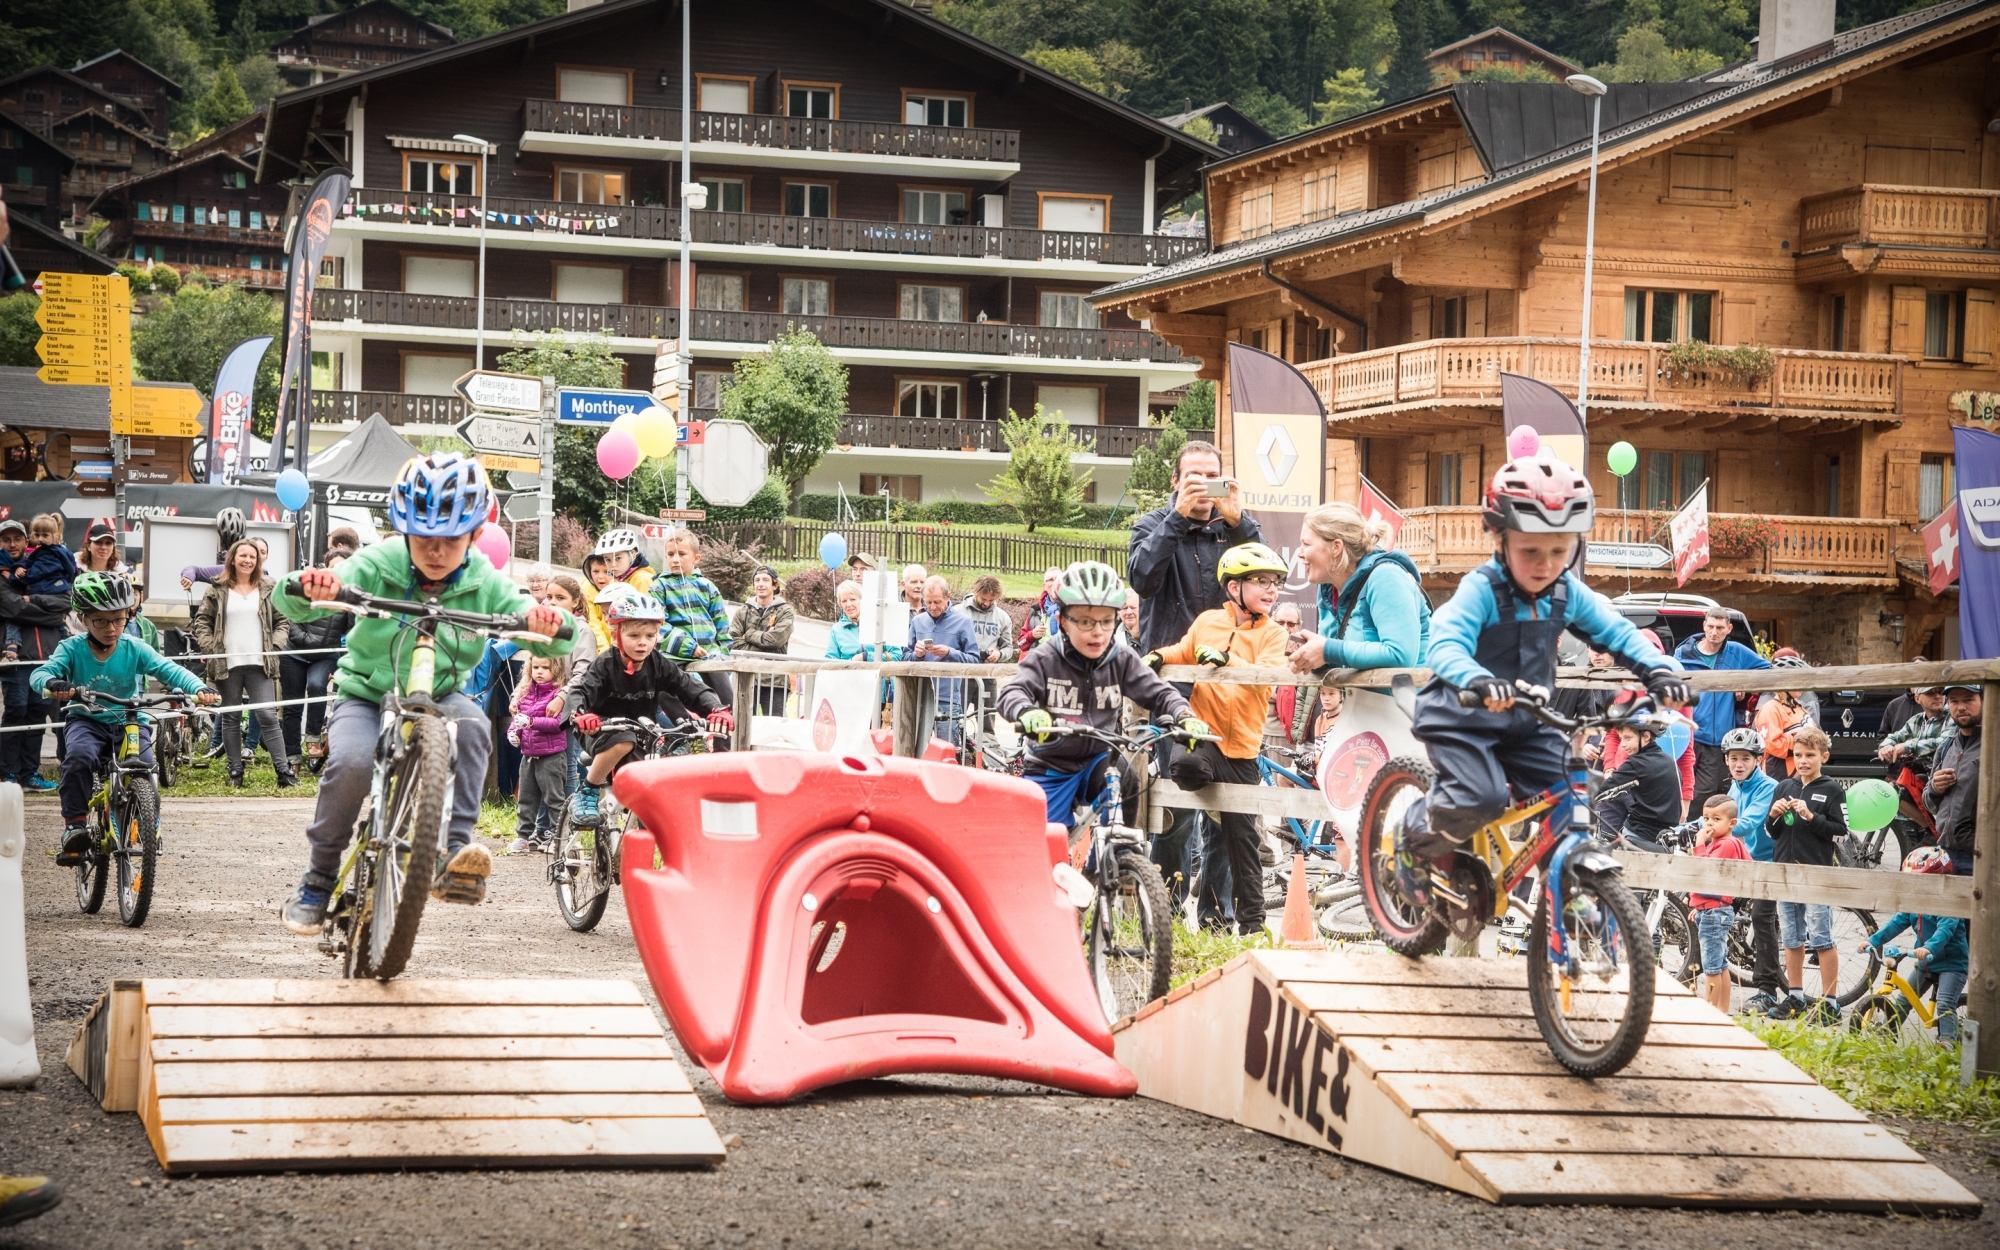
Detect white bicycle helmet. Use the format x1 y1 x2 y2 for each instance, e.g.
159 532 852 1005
599 584 664 625
1720 726 1764 755
591 528 642 557
1054 561 1126 609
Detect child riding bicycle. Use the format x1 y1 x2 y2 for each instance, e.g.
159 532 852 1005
30 571 220 865
1401 451 1689 904
1859 845 1966 1042
996 561 1207 829
558 586 731 828
276 452 573 934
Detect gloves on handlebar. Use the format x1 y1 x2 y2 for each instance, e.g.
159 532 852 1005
1141 652 1163 672
42 679 72 696
1179 716 1211 739
1018 708 1054 741
1647 672 1693 707
573 712 602 735
707 708 735 734
1466 677 1514 707
1194 644 1229 668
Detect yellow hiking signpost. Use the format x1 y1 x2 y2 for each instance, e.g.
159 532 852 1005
35 272 135 431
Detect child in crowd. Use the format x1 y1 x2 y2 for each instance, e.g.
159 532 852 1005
581 554 614 650
1594 692 1683 848
582 530 654 647
11 514 76 597
651 527 735 713
1766 725 1845 1019
562 589 729 827
1689 794 1750 1013
508 653 570 853
1860 846 1968 1042
1718 727 1788 1015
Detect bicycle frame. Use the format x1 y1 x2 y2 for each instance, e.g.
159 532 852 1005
1860 961 1938 1029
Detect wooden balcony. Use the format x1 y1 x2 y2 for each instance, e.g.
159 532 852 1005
1799 184 2000 252
345 188 1205 266
310 390 468 425
130 218 284 246
312 289 1186 364
834 412 1164 458
1297 337 1903 418
522 99 1020 163
1398 507 1900 582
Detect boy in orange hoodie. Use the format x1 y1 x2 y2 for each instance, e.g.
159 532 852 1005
1146 542 1291 934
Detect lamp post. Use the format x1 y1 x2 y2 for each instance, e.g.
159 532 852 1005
451 133 490 369
673 0 704 512
1564 75 1607 417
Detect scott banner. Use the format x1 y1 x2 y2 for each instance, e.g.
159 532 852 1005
1950 423 2000 658
208 334 273 484
270 167 351 472
1227 342 1327 626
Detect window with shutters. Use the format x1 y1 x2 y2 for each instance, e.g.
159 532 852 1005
1435 452 1461 506
1864 138 1974 188
1624 290 1714 343
1642 451 1706 510
1302 169 1337 223
1237 183 1273 239
1963 288 1995 366
1925 292 1964 360
1920 455 1955 521
1666 147 1734 203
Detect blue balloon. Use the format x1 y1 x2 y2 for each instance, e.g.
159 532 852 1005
275 468 310 512
819 531 848 569
1660 716 1692 763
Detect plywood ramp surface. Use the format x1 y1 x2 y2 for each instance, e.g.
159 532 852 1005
134 979 725 1174
1112 951 1980 1213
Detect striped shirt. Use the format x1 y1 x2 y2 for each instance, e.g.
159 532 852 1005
651 571 732 661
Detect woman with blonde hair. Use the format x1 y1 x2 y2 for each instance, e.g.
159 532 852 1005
1286 500 1430 675
192 539 298 787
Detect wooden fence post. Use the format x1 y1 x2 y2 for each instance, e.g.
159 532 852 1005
731 670 753 753
1973 680 1999 1076
891 675 928 758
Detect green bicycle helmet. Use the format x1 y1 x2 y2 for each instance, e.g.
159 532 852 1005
74 570 137 615
1054 561 1126 609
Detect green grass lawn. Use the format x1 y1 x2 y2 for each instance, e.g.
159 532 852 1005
156 752 318 799
1746 1017 2000 1131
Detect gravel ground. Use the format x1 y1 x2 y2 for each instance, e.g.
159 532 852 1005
3 794 1996 1250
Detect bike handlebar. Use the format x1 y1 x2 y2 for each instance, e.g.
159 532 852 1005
284 574 575 643
69 689 197 710
1014 720 1223 750
1453 679 1646 736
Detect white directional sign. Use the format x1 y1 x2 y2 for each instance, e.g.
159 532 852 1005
686 419 770 507
503 489 542 523
453 370 544 414
456 412 541 458
1588 542 1673 570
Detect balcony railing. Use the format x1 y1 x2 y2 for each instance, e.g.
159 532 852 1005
311 390 468 425
1398 507 1899 580
1297 337 1902 416
835 413 1165 458
1799 184 2000 253
129 218 285 246
344 188 1206 265
312 289 1186 363
522 99 1020 163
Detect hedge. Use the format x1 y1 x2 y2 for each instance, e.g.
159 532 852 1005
789 494 1138 529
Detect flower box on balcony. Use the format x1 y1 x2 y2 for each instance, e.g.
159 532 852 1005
1708 515 1784 560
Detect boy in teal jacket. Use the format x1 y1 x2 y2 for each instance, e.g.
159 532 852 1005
276 453 572 934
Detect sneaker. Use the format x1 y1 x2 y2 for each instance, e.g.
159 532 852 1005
570 784 602 828
508 837 534 854
1810 997 1841 1026
1740 991 1780 1016
1766 992 1814 1020
282 871 335 936
432 843 493 905
56 822 91 867
22 775 57 792
0 1174 63 1229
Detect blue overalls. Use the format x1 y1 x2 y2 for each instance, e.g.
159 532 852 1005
1411 565 1571 841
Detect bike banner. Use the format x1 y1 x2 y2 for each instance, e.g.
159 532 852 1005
1670 482 1710 587
1227 342 1327 627
1313 688 1425 839
207 334 273 484
1357 475 1405 551
1950 424 2000 658
1922 501 1961 596
269 167 351 473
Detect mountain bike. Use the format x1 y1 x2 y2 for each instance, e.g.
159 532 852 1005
68 690 198 927
1020 719 1219 1023
286 578 572 980
549 716 714 932
1849 946 1955 1042
1358 682 1654 1078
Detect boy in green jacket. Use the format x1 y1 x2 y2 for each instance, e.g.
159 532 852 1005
276 453 572 934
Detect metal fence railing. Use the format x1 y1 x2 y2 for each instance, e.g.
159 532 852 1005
691 518 1130 576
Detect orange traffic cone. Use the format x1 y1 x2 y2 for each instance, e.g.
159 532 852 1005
1279 852 1323 949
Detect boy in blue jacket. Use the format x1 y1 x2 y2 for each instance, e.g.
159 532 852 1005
1861 846 1967 1042
1399 452 1688 904
1720 727 1789 1014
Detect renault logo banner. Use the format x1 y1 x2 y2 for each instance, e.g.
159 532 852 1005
1227 343 1327 625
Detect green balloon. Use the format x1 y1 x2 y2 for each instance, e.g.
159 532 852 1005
1608 441 1638 477
1844 778 1899 834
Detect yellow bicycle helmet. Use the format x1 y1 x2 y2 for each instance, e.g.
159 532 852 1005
1216 542 1289 585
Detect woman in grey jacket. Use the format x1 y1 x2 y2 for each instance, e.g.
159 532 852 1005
731 567 794 715
191 541 296 787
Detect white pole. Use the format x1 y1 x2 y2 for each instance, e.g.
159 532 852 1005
1567 79 1606 417
675 0 692 512
453 134 490 369
538 373 555 567
0 783 38 1087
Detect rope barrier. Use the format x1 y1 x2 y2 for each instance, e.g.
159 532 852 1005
0 693 336 735
0 646 348 669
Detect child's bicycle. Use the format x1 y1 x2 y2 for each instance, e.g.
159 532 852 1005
283 577 573 980
548 716 715 932
1358 681 1655 1078
1019 719 1220 1023
1848 947 1951 1042
68 689 196 927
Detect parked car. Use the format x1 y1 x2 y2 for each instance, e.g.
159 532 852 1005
1607 593 1757 652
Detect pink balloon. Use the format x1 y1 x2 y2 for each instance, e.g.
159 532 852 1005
474 524 510 571
596 428 641 480
1507 424 1540 460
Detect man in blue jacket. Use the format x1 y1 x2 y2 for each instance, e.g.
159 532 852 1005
1674 606 1769 811
909 575 980 747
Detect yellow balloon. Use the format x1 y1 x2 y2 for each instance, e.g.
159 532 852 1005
632 405 676 459
609 411 641 442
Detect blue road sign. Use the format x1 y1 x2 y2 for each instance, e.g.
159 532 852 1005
556 387 661 428
74 461 115 479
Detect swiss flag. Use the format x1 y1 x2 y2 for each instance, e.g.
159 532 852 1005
1358 476 1405 551
1923 501 1961 596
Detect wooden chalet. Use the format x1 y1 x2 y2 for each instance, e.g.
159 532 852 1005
69 50 182 140
91 150 292 288
1093 0 2000 662
273 0 458 87
1426 28 1581 83
49 106 172 223
0 109 77 227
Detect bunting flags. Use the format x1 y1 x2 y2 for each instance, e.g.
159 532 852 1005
345 200 623 233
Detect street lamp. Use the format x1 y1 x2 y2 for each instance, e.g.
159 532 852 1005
1564 74 1607 418
452 133 490 369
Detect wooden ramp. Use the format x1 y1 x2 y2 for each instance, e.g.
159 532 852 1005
1112 951 1980 1213
119 979 725 1174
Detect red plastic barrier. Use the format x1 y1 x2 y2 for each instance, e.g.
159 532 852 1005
868 726 956 762
615 752 1137 1104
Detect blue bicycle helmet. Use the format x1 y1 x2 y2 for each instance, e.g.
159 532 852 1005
388 451 491 538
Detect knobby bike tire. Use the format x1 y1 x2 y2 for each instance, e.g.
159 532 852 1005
1824 908 1880 1008
552 804 610 933
155 726 179 789
1526 864 1655 1079
116 777 161 928
349 715 450 981
1653 892 1700 991
1087 850 1173 1023
75 816 109 915
1356 755 1449 957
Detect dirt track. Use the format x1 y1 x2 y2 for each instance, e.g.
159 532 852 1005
3 795 1997 1250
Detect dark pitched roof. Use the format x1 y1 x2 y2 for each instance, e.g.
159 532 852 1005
1095 0 2000 304
1427 26 1581 74
0 108 77 172
89 148 265 216
0 365 114 431
47 106 172 152
1453 81 1718 174
257 0 1219 184
0 64 157 133
72 49 184 96
1156 102 1277 153
294 0 456 42
179 110 267 162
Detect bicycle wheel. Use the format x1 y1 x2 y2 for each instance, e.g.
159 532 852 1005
75 815 109 916
1652 892 1700 991
1847 992 1909 1034
1526 864 1655 1078
1085 850 1173 1023
1356 756 1448 957
347 715 449 981
1816 908 1879 1008
155 722 179 789
116 777 161 928
551 803 609 933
